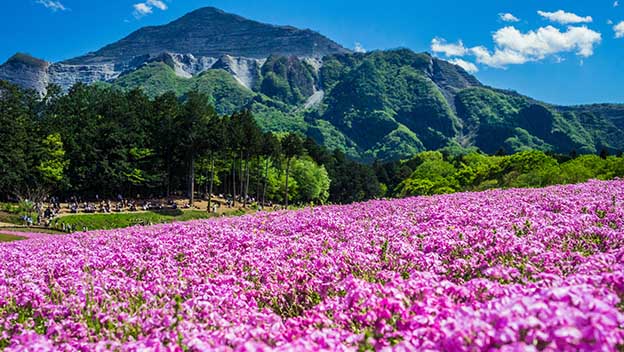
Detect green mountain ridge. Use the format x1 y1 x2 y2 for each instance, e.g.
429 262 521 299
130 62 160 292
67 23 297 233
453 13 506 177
105 48 624 161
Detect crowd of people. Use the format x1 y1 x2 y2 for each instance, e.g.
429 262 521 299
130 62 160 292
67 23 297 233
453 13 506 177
13 192 283 230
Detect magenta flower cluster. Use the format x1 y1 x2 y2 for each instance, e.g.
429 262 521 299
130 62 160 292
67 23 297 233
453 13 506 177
1 180 624 351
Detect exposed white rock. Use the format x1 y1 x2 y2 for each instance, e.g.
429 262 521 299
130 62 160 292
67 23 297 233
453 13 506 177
212 55 265 90
302 57 323 74
304 89 324 109
1 51 325 98
165 53 218 78
48 63 121 89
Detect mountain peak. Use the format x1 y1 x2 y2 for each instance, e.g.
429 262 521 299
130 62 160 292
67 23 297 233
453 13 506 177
64 7 349 65
3 53 48 68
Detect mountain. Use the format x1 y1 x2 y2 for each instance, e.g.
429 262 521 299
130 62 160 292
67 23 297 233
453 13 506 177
1 7 624 161
0 7 348 94
65 7 349 65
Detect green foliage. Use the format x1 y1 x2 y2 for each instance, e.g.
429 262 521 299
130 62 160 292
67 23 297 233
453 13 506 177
37 133 68 185
0 80 42 199
397 154 459 196
455 87 624 155
56 210 216 231
0 79 380 207
101 51 624 162
291 157 331 203
112 62 254 115
394 149 624 197
258 56 317 105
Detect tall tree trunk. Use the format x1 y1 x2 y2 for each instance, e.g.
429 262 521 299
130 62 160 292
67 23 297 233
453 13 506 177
204 163 208 196
188 154 195 206
262 158 269 206
285 157 291 207
244 156 250 207
239 150 244 203
255 155 261 202
208 155 215 212
232 158 237 207
166 157 172 197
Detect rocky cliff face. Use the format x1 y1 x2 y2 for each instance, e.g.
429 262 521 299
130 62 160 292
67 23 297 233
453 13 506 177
0 54 50 93
0 6 349 94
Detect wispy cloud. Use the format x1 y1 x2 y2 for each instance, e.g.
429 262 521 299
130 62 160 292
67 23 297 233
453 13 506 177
615 21 624 39
614 1 620 7
449 58 478 73
430 38 467 57
499 13 520 23
133 0 168 19
354 42 366 53
147 0 168 11
36 0 67 12
133 3 153 18
537 10 593 24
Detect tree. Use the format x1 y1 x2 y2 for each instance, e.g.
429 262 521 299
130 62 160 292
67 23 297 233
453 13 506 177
291 157 330 203
281 133 304 207
261 133 281 206
0 81 42 200
152 92 182 196
237 110 263 207
179 91 216 206
37 133 69 194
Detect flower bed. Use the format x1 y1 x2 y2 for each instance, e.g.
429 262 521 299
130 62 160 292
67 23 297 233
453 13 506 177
1 180 623 350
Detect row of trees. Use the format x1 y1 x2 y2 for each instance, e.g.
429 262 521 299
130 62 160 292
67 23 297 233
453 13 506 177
9 79 616 206
390 149 624 197
0 81 387 205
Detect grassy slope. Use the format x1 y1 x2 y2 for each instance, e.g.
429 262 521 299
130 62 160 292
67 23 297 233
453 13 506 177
113 62 255 115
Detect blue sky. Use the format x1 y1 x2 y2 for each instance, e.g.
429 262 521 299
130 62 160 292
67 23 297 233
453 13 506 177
1 0 623 105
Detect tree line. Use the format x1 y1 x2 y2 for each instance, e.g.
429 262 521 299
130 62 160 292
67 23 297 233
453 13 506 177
3 80 619 207
381 147 624 197
0 81 383 206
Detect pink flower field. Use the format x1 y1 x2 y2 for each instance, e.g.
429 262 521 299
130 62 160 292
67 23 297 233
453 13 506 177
2 180 624 351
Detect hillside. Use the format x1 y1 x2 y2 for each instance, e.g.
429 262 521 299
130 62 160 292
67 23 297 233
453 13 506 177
105 48 624 160
1 7 624 161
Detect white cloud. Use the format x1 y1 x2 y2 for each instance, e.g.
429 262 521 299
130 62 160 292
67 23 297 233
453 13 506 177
615 21 624 38
496 26 600 57
608 20 614 25
449 58 479 73
472 26 601 68
538 10 593 24
614 1 620 7
499 13 520 23
354 42 366 53
432 24 602 69
147 0 168 11
133 3 153 18
471 46 530 67
36 0 67 12
430 38 467 57
133 0 168 19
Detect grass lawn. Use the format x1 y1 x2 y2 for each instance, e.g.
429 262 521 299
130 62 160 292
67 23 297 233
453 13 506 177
54 209 241 231
0 233 26 242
